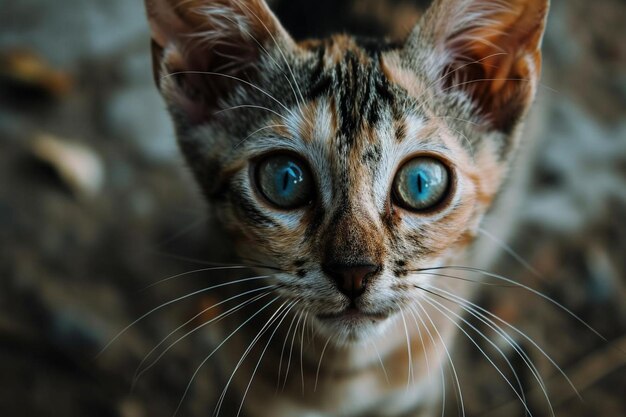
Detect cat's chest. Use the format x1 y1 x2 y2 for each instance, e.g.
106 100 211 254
225 348 440 417
240 379 436 417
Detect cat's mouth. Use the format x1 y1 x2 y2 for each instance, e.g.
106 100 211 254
317 307 389 322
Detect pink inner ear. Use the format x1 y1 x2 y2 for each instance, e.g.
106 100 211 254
440 0 548 132
145 0 292 123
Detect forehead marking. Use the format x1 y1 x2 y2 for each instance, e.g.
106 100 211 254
302 38 399 151
313 98 335 144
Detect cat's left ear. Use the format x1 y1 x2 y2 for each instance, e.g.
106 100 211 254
406 0 549 134
144 0 295 123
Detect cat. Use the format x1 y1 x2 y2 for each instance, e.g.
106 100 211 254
142 0 549 415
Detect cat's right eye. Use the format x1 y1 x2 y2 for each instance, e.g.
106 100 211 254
255 154 314 209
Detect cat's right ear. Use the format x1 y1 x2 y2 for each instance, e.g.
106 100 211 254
144 0 295 123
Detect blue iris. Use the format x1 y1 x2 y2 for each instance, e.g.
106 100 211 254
408 169 432 202
273 162 304 199
257 155 313 208
393 157 449 211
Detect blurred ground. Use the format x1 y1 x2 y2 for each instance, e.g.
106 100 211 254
0 1 625 416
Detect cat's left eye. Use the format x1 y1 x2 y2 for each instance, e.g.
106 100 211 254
255 154 314 209
392 156 450 212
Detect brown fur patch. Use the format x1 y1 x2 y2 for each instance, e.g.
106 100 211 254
381 52 429 99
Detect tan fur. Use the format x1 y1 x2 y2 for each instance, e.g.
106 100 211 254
143 0 550 415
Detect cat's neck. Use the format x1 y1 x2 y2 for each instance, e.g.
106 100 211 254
216 303 458 417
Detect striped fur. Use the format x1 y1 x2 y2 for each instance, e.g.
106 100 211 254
144 0 549 415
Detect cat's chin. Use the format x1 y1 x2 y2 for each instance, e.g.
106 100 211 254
314 308 394 344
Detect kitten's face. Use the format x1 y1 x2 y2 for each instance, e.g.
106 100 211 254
146 0 547 343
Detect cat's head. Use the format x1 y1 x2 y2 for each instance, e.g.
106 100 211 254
145 0 548 343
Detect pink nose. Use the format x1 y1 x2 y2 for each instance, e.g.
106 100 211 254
323 263 380 300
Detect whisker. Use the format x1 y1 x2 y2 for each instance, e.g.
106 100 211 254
406 307 431 377
214 299 294 417
172 295 280 417
240 256 285 272
96 275 271 357
314 335 332 392
133 287 276 386
234 124 289 149
411 270 515 287
161 71 295 117
413 301 466 417
151 252 284 272
368 339 391 387
477 227 542 279
424 284 558 415
409 54 502 118
406 307 446 417
429 284 580 400
435 115 480 127
426 114 477 156
214 104 289 122
440 77 560 95
276 308 300 392
234 301 298 417
447 125 474 157
400 310 414 391
418 292 535 417
428 52 509 91
155 216 208 247
219 1 305 111
282 309 304 390
141 266 256 291
419 266 609 343
235 1 308 110
300 311 309 394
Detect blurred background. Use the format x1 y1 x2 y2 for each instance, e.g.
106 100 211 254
0 0 624 416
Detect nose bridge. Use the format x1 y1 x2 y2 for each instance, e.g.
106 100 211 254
323 203 383 266
322 203 384 301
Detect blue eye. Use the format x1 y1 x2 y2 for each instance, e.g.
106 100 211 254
392 157 450 211
256 154 313 209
